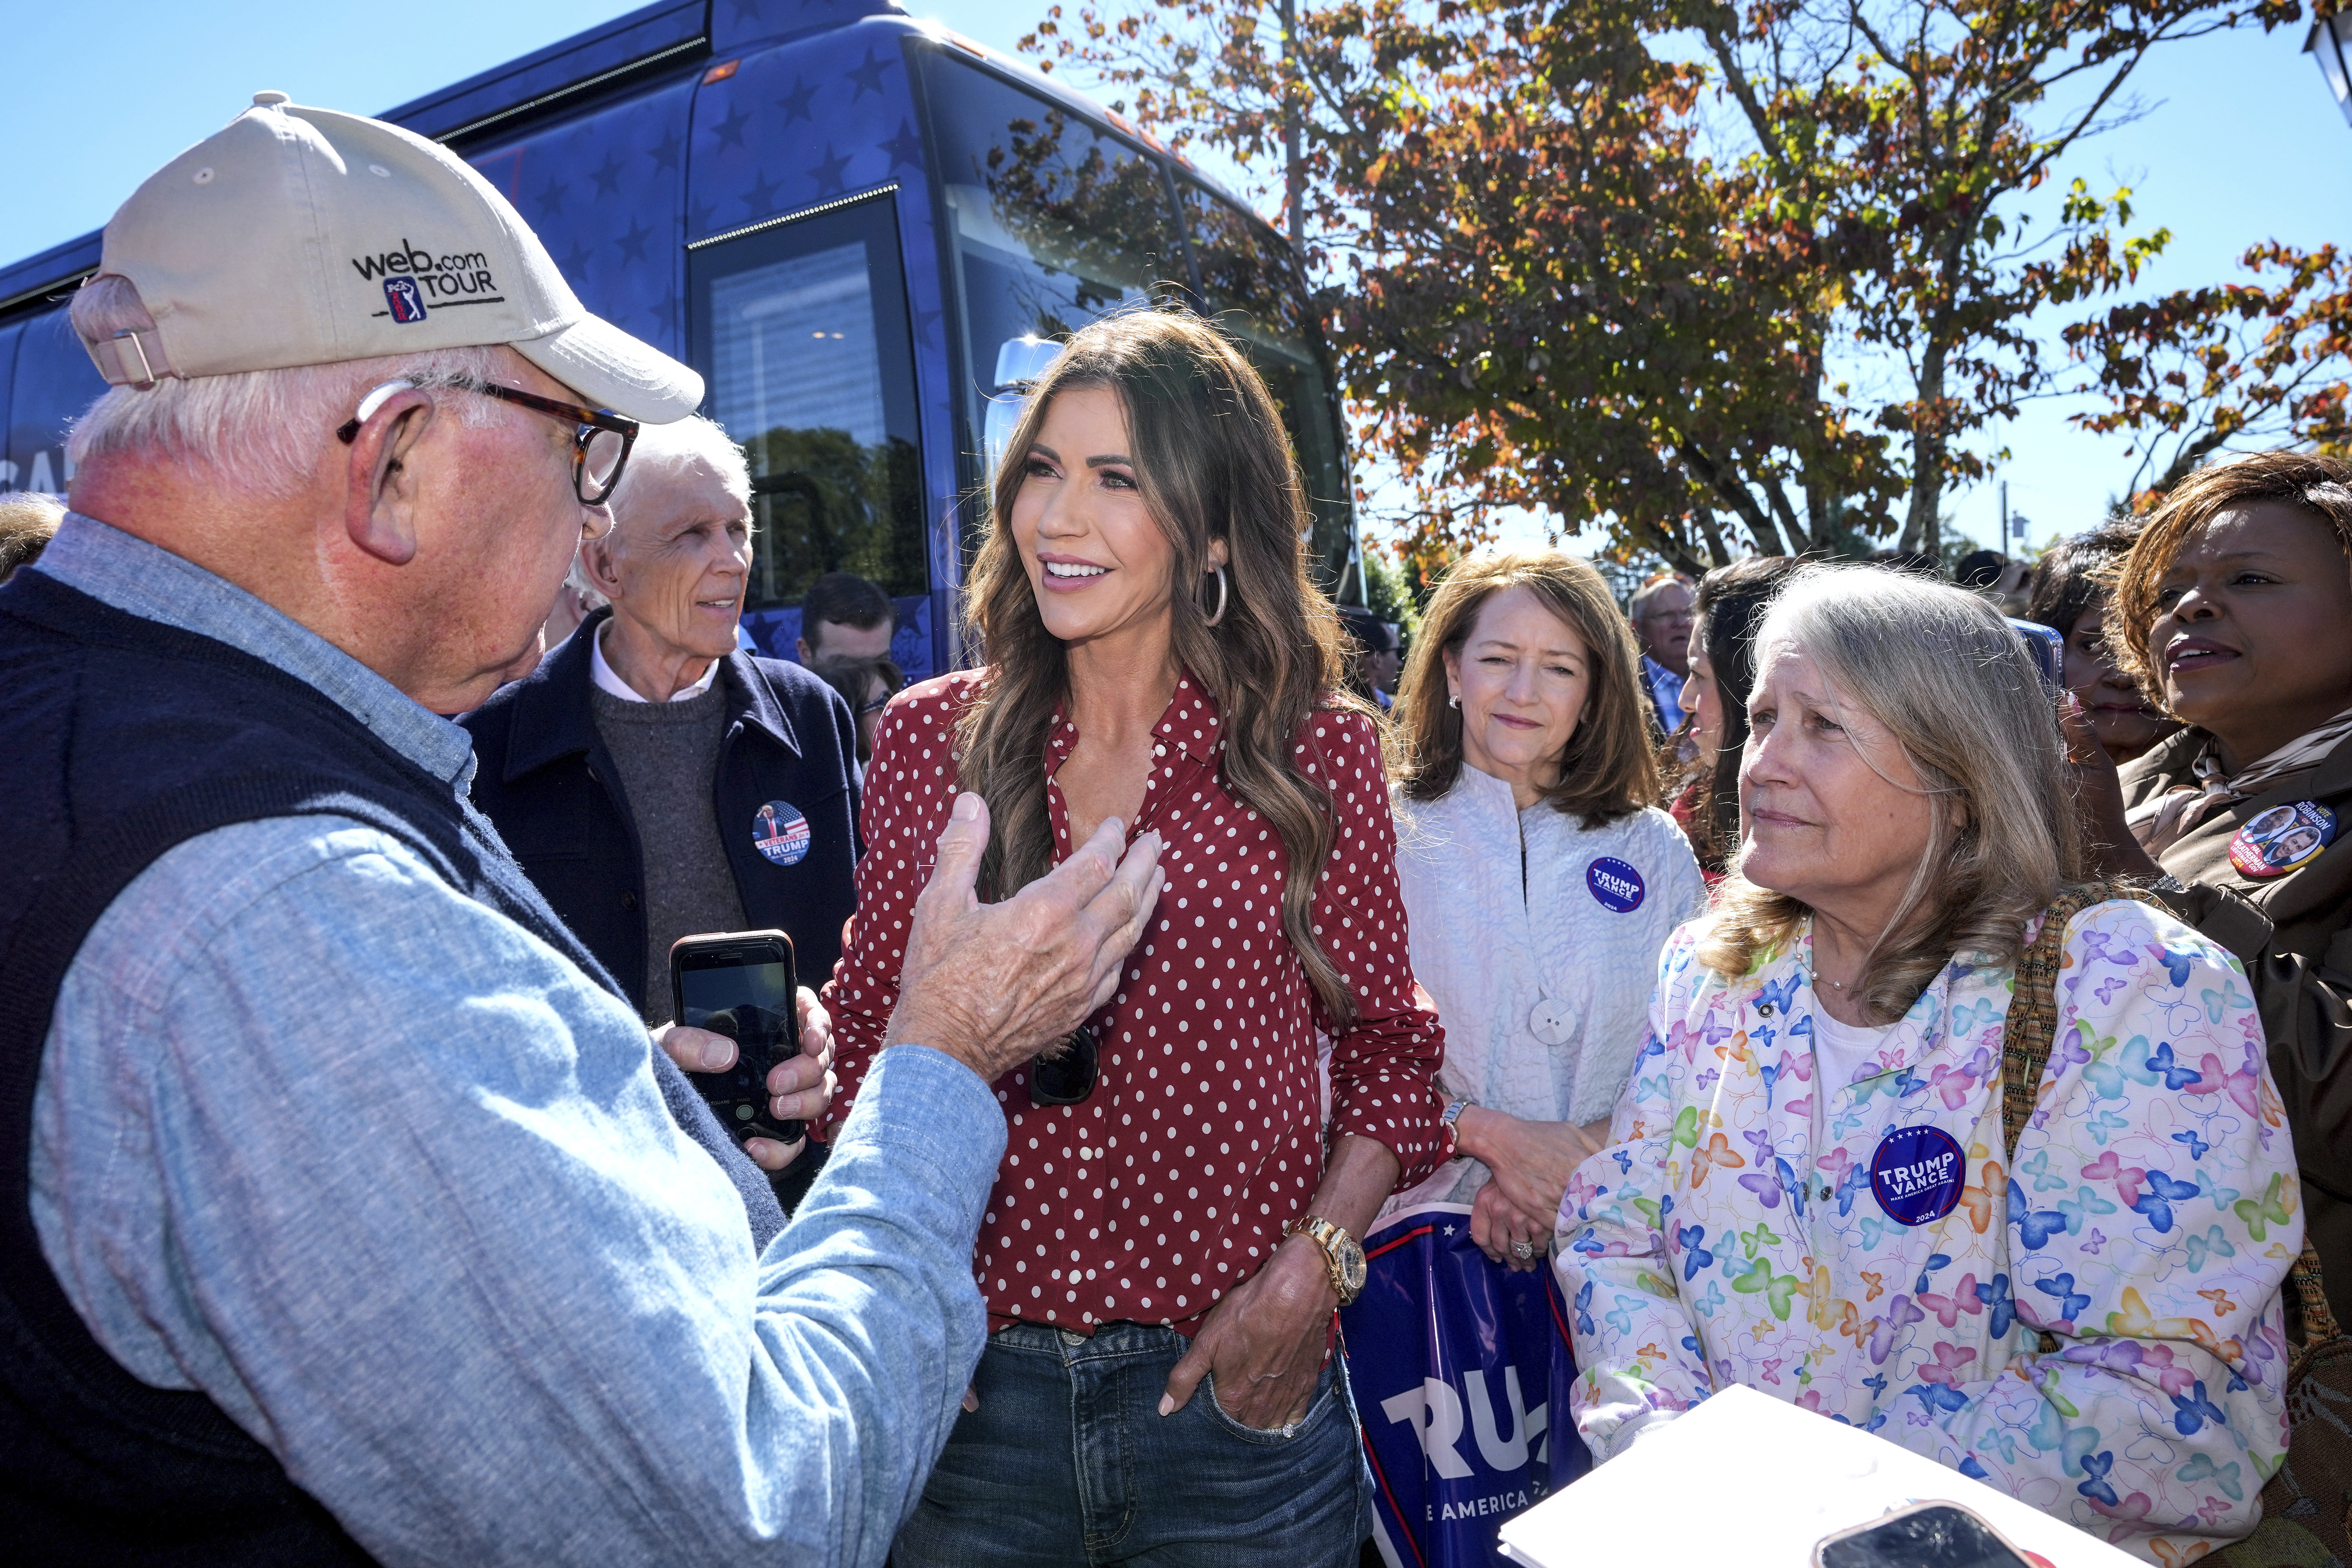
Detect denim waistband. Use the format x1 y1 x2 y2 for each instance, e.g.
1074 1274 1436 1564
988 1318 1188 1366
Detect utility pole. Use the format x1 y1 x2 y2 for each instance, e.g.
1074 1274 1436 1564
1280 0 1303 251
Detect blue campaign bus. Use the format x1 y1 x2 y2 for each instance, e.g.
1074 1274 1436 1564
0 0 1360 680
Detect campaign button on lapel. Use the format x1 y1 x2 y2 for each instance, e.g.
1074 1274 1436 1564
1586 856 1645 912
1869 1124 1964 1226
753 800 811 866
2227 800 2335 880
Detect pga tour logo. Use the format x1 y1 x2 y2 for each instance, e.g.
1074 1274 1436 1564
383 277 427 323
354 238 504 323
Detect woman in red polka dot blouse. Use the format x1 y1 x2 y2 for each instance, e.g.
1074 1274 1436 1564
821 313 1450 1565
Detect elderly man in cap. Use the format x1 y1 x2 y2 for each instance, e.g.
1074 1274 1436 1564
0 94 1165 1566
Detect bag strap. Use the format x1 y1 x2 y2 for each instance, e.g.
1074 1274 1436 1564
2000 882 2165 1161
2002 882 2341 1350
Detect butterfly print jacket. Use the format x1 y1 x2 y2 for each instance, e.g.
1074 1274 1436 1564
1558 900 2298 1563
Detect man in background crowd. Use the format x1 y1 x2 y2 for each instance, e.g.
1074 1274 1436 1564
6 93 1166 1566
797 568 895 664
809 653 902 782
0 491 63 583
1628 570 1696 734
462 414 861 1114
1338 606 1401 710
1957 546 2033 617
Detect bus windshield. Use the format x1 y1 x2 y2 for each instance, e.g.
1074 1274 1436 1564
925 55 1187 486
924 54 1354 593
1175 180 1353 593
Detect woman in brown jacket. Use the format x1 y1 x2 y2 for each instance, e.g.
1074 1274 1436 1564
2075 450 2352 1321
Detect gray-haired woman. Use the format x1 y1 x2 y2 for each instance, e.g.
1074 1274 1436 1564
1557 564 2298 1559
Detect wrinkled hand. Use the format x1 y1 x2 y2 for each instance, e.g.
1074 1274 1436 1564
653 987 836 1171
1160 1239 1332 1430
1471 1180 1551 1271
1459 1108 1610 1229
2062 693 2163 880
886 792 1165 1084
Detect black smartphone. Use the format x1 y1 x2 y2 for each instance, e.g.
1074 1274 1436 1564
669 929 804 1145
1813 1502 2036 1568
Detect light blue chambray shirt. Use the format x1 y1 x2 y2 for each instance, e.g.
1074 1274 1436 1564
27 514 1005 1568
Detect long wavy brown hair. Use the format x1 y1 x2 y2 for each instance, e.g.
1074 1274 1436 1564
954 310 1364 1021
1394 550 1658 827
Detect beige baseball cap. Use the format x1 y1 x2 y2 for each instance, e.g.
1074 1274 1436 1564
80 91 702 422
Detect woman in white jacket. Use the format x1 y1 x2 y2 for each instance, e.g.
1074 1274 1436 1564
1387 550 1708 1268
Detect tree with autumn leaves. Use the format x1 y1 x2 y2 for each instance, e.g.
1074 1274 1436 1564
1025 0 2320 573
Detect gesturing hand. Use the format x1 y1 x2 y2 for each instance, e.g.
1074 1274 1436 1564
886 791 1166 1085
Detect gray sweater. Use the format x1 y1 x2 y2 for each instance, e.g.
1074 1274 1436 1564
589 678 747 1022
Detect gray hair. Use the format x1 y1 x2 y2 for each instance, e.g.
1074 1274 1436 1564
1627 572 1693 621
1693 562 2086 1022
65 274 505 500
608 413 751 532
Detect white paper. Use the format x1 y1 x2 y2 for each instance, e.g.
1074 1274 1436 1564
1496 1385 2140 1567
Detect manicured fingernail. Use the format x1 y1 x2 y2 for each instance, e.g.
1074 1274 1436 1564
953 792 982 821
1158 1394 1174 1417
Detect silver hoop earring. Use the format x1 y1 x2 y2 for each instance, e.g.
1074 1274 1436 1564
1448 692 1461 710
1203 563 1229 628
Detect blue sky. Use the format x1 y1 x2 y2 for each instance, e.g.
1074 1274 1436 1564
4 2 2344 558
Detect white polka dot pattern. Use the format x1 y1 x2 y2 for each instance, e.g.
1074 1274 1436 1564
818 668 1452 1336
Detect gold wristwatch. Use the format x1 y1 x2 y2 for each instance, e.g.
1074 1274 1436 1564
1283 1215 1367 1307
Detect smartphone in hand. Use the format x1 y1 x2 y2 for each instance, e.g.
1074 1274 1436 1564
670 930 804 1145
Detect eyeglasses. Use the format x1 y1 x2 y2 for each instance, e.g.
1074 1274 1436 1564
336 378 640 509
856 692 892 717
1029 1024 1100 1107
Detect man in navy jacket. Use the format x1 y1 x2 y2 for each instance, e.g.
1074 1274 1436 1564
462 418 860 1161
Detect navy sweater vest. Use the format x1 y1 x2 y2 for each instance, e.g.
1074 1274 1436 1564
0 571 783 1561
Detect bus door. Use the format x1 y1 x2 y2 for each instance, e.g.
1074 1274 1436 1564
687 189 931 676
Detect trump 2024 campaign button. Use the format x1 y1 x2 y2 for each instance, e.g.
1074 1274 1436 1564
752 800 811 866
1586 857 1645 912
1870 1124 1964 1226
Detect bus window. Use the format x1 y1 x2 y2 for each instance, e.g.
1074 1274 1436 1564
687 190 927 624
5 307 102 499
0 316 24 490
924 56 1187 495
1175 182 1354 595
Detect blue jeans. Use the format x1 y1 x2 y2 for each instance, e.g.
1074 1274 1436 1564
892 1320 1372 1566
